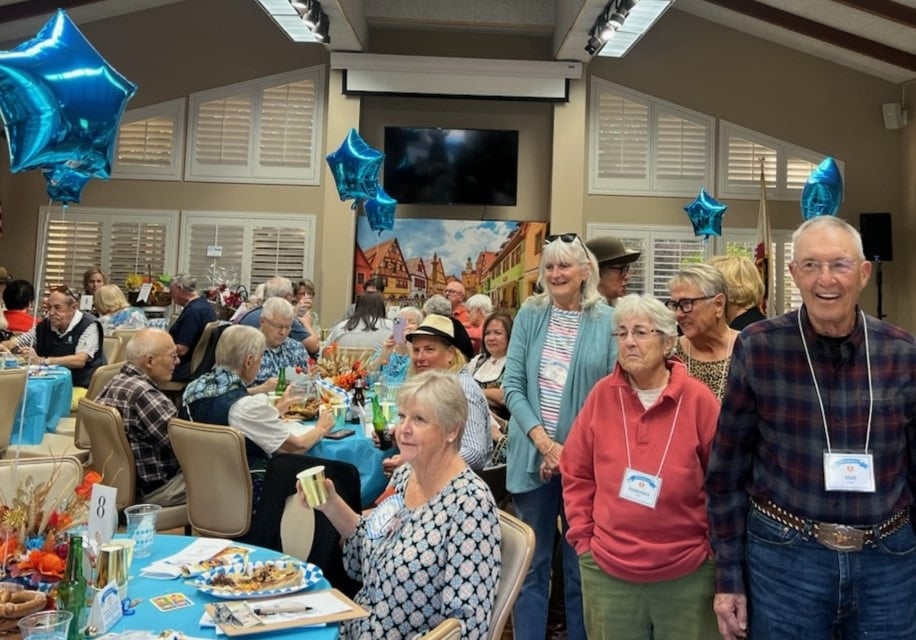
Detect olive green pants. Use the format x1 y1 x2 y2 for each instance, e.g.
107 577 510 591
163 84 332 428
578 552 719 640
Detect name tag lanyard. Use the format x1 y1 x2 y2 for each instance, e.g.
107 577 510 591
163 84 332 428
798 310 875 492
618 387 682 507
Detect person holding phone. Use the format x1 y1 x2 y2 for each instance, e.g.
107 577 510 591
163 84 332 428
367 306 423 383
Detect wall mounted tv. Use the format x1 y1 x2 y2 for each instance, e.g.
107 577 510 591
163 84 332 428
383 127 519 206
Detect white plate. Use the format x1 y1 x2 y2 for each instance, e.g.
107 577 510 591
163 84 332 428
190 561 322 600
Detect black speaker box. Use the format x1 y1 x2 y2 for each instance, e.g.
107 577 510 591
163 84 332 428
859 213 893 262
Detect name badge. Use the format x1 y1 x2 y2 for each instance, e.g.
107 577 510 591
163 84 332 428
542 361 568 388
823 451 875 492
619 468 662 509
365 493 405 539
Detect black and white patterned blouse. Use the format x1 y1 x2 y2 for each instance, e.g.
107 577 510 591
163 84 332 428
341 465 501 639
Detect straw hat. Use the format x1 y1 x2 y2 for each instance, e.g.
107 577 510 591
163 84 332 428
407 314 455 344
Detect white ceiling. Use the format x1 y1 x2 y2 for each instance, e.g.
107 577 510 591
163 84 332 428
0 0 912 84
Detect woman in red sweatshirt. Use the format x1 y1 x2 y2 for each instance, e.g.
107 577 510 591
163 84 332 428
561 293 721 639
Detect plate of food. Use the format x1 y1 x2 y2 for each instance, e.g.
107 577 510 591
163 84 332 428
190 561 323 599
179 548 249 577
282 398 320 421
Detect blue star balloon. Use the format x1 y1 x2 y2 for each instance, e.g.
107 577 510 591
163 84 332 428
42 165 92 204
683 188 727 239
325 129 383 202
0 10 137 181
364 186 397 233
800 157 843 220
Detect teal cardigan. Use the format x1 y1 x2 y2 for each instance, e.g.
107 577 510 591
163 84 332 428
503 299 617 493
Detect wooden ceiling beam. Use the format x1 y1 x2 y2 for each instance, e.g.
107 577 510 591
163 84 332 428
827 0 916 29
700 0 916 72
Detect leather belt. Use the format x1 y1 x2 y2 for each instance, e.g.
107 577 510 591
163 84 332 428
751 498 910 552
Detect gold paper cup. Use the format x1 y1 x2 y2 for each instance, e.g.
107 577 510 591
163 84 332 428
297 465 328 507
96 539 134 599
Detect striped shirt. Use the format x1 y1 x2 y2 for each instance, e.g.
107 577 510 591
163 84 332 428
537 307 581 437
706 307 916 594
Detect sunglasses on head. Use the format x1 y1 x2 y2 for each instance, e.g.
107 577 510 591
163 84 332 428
545 233 587 253
51 285 78 302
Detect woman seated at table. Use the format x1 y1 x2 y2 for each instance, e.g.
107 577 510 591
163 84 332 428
2 280 40 333
560 293 720 639
383 314 491 472
297 369 501 639
365 305 423 383
324 292 392 350
468 310 513 465
180 325 333 507
94 284 147 334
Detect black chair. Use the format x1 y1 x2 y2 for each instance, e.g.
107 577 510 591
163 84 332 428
248 454 362 597
477 463 510 509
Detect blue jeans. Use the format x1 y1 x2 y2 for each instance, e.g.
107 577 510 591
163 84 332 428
747 507 916 639
512 477 586 640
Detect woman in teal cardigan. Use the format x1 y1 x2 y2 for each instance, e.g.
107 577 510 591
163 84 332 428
503 233 617 640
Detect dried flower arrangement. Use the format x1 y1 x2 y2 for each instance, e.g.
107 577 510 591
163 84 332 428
315 343 368 390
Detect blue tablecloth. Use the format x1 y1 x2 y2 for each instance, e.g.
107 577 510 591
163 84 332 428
114 534 337 639
10 367 73 445
291 422 396 508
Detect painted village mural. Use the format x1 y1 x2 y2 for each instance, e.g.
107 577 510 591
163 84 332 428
354 218 550 315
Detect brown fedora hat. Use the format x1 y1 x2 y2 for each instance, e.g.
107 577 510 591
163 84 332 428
586 236 641 267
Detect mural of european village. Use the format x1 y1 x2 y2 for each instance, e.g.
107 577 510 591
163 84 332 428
354 217 549 315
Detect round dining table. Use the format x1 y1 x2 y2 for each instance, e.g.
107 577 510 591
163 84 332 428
113 535 338 639
9 366 73 445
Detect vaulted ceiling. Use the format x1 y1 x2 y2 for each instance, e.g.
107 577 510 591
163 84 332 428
0 0 913 84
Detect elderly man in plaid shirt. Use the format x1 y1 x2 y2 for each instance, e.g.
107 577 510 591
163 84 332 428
706 216 916 640
97 328 186 507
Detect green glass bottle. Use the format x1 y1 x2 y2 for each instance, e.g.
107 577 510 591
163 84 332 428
275 366 287 394
57 534 87 640
371 395 393 450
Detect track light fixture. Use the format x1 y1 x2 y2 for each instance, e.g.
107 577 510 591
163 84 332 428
585 0 639 55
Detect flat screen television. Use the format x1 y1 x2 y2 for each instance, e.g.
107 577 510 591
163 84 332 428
383 127 519 206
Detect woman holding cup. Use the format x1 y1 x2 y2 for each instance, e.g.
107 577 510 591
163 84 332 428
297 369 501 639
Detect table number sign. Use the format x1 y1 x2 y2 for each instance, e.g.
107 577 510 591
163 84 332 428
80 294 95 311
88 483 118 547
136 283 152 304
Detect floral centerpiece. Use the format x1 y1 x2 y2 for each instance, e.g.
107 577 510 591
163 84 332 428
0 466 101 587
316 343 367 391
204 265 247 320
126 273 172 306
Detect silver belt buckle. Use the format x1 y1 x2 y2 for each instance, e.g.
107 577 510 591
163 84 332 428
815 524 865 552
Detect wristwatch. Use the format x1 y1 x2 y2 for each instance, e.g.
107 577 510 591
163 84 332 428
43 357 50 366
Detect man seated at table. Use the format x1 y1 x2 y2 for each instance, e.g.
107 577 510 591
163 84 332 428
180 325 332 508
168 274 217 382
0 286 105 409
252 297 307 391
240 276 320 357
2 280 40 332
96 328 186 507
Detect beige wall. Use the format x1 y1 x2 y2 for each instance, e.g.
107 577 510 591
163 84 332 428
0 1 910 328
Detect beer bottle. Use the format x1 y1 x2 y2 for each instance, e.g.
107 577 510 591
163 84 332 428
275 366 287 394
371 394 393 450
57 535 88 640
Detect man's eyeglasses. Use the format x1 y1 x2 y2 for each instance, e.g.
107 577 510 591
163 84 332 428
263 317 292 331
612 328 662 341
151 352 179 361
602 264 631 276
665 295 715 313
545 233 587 254
794 259 858 277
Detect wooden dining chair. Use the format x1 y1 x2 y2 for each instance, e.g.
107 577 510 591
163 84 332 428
168 417 251 538
65 362 124 450
418 618 463 640
0 369 27 455
490 509 536 640
78 398 188 531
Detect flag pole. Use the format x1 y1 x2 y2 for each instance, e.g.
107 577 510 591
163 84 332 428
754 158 775 316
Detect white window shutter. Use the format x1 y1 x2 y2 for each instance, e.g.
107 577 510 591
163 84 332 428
186 67 324 185
786 156 818 191
195 94 252 168
256 79 316 179
619 237 649 295
594 90 649 182
186 222 245 289
654 107 710 192
250 225 311 285
726 135 776 188
112 99 185 181
650 237 707 298
42 219 103 289
109 221 169 287
781 238 804 312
